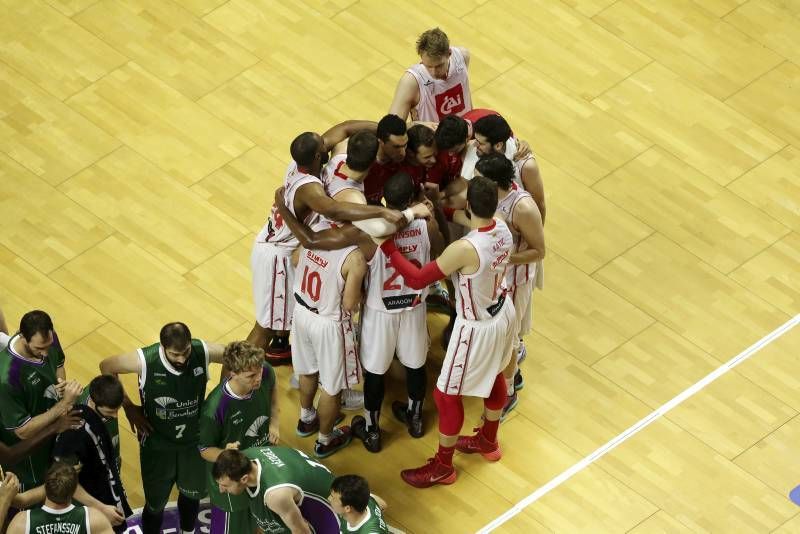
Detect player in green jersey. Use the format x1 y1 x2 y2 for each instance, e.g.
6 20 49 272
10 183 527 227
213 447 340 534
0 311 83 490
99 322 224 534
199 341 279 534
6 462 113 534
329 475 389 534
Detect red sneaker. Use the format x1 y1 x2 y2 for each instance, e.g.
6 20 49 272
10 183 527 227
455 428 502 461
400 455 457 488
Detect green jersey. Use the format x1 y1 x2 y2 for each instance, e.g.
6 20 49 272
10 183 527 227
0 332 65 487
25 504 90 534
244 446 335 534
78 386 120 473
199 364 275 511
339 496 389 533
138 339 208 449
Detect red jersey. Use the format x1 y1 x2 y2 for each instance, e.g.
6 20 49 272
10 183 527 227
363 159 403 204
402 150 462 189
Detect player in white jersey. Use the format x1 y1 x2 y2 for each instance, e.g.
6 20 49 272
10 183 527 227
476 154 545 418
276 174 443 452
389 28 472 122
291 218 367 459
374 176 515 488
248 122 404 365
322 130 378 202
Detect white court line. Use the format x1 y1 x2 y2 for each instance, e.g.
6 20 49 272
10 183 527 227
478 314 800 533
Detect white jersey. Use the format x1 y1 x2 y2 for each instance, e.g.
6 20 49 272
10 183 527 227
366 218 431 312
460 138 531 189
453 219 512 321
496 184 536 287
322 154 365 199
407 47 472 121
256 161 322 249
293 220 358 321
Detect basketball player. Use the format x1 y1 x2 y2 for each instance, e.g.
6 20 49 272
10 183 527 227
276 173 444 452
6 462 113 534
0 305 9 351
373 176 515 488
328 475 389 534
0 310 83 491
213 447 338 534
199 341 278 534
389 28 472 121
363 115 409 204
292 219 367 458
52 374 132 531
476 153 545 415
248 121 404 367
0 471 20 529
99 322 225 534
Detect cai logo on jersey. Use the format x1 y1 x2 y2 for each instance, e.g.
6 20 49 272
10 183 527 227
435 85 466 118
245 416 269 440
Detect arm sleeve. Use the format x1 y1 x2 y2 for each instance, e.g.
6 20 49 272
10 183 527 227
380 241 445 290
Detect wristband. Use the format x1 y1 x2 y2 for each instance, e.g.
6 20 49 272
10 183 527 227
402 207 414 223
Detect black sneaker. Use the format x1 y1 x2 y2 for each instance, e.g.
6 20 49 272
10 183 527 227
514 370 524 391
392 401 424 438
296 413 345 437
266 335 292 366
351 415 382 453
314 426 352 458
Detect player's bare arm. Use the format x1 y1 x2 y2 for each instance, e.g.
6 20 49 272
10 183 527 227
99 351 153 437
511 199 545 265
388 73 420 121
276 188 365 250
266 488 312 534
206 342 225 365
321 120 377 152
75 485 124 526
520 159 546 224
341 249 368 313
374 237 478 290
88 506 115 534
426 214 446 258
301 182 403 224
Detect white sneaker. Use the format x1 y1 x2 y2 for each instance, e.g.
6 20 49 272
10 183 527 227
289 373 299 389
516 341 527 364
341 389 364 411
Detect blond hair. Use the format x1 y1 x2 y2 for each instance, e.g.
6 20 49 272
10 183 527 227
416 28 450 57
223 341 264 373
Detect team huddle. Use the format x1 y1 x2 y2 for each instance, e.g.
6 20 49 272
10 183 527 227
0 28 545 534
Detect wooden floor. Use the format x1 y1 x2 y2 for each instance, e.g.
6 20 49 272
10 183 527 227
2 0 799 532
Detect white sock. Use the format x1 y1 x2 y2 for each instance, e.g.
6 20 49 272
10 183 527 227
300 407 317 423
505 377 514 397
317 432 331 445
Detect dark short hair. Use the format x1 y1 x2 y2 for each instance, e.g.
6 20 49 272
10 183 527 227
89 375 124 410
473 115 511 147
435 115 469 151
212 449 251 481
45 462 78 505
290 132 322 167
159 322 191 350
346 131 379 172
376 114 406 142
476 153 515 190
19 310 53 342
383 172 415 210
467 176 499 219
331 474 370 513
416 28 450 57
406 124 435 155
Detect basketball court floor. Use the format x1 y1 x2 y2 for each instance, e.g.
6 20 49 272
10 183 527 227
1 0 799 532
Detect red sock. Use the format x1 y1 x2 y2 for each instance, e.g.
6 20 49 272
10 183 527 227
437 444 455 466
482 419 500 443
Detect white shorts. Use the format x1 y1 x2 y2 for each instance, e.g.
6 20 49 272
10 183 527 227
437 297 516 398
291 305 360 396
359 305 429 374
251 241 294 331
0 332 9 352
511 280 534 347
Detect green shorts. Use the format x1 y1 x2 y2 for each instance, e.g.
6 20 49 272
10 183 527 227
140 439 207 511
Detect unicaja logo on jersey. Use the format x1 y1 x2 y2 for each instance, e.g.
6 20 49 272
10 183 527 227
245 416 269 439
43 384 59 401
154 396 178 420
